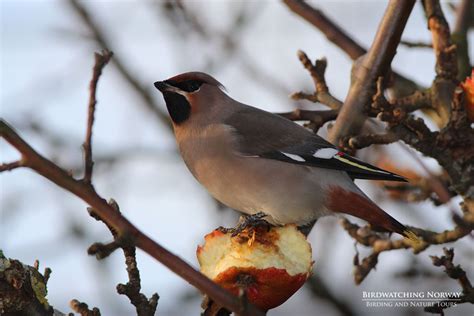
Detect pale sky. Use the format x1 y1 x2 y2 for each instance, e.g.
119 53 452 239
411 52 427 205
1 1 472 315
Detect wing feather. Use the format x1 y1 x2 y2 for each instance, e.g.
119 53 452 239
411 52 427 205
225 106 406 182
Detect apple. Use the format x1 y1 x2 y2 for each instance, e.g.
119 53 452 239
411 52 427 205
197 225 313 311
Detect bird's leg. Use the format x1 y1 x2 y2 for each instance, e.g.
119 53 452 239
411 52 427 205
297 219 317 237
231 212 272 236
217 212 273 236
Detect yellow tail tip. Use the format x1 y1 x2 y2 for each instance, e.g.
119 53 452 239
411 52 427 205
403 229 423 245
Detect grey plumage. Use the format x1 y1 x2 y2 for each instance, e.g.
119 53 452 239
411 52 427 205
225 105 405 182
154 72 418 240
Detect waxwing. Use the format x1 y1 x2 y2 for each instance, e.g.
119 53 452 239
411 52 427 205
154 72 418 240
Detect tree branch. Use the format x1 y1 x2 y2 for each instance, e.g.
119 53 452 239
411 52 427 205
425 248 474 313
340 215 473 284
423 0 458 127
452 0 472 80
83 50 112 184
283 0 420 97
283 0 365 59
0 252 54 315
292 50 343 110
0 160 23 172
275 51 341 132
347 133 398 150
0 46 264 316
400 40 433 48
79 51 158 313
372 75 474 202
88 200 159 316
0 119 263 316
329 0 416 145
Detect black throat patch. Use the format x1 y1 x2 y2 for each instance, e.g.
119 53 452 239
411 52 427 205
162 92 191 124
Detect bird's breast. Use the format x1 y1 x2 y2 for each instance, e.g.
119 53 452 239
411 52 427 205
176 124 238 179
176 124 334 225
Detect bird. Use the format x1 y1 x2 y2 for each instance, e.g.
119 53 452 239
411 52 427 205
153 71 420 242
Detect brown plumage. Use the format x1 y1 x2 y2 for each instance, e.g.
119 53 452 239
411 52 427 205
154 72 420 242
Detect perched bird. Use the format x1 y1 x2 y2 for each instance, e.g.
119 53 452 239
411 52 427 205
154 72 419 241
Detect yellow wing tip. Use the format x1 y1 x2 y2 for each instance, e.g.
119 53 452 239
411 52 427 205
403 229 423 245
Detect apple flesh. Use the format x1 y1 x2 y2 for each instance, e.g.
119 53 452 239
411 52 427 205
197 225 313 311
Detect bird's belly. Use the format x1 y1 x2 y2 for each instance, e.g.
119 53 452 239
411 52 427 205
192 154 331 225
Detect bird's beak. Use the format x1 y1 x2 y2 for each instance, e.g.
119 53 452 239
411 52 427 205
154 81 184 95
154 81 169 92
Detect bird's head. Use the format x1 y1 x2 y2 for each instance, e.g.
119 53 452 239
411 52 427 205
154 72 226 125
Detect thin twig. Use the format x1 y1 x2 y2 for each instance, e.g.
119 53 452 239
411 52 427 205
340 217 473 284
347 133 398 150
70 299 101 316
83 50 112 184
399 145 452 205
116 244 159 316
293 51 343 110
0 160 23 172
68 0 171 131
430 248 472 292
43 267 52 285
85 92 157 313
277 109 338 132
400 40 433 48
372 76 474 203
276 51 341 132
425 248 474 313
382 175 454 205
89 200 159 316
394 89 432 112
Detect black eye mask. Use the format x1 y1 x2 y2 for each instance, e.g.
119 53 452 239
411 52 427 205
165 79 204 93
162 92 191 124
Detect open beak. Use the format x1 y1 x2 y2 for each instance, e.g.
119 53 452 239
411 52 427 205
154 81 184 95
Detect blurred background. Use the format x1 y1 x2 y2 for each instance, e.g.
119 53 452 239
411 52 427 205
1 0 473 315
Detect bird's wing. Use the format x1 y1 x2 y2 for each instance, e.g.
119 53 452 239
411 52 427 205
225 106 406 182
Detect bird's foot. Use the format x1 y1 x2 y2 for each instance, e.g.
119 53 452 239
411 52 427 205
231 212 272 237
297 219 317 237
217 212 272 237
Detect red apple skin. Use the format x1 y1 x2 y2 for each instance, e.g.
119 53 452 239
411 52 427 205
214 267 308 311
197 225 313 311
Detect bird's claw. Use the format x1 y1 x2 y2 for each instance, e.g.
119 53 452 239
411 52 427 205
216 226 233 234
231 212 272 237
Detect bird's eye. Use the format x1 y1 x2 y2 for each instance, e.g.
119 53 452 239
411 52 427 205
183 80 203 92
165 79 204 93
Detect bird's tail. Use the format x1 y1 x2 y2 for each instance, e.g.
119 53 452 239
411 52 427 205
385 217 423 245
327 186 423 244
401 227 423 245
